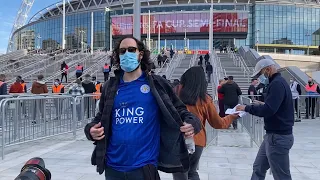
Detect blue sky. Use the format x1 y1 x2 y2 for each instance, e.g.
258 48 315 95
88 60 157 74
0 0 58 53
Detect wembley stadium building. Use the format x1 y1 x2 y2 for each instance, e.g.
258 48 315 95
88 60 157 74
11 0 320 54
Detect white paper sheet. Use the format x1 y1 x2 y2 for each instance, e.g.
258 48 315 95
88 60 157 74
225 104 247 118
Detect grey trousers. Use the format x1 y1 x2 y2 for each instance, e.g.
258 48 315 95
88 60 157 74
172 146 204 180
251 133 294 180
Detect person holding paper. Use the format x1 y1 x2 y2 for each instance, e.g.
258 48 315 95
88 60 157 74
236 58 294 180
173 67 238 180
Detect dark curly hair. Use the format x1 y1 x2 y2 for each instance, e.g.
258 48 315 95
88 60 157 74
112 36 152 72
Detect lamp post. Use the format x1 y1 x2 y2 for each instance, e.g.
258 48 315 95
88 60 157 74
133 0 141 40
158 23 160 54
79 30 86 53
209 0 213 54
306 33 311 55
62 0 66 50
36 33 42 50
256 29 260 53
184 26 187 51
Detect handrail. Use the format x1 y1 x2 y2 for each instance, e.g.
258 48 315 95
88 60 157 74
168 53 185 79
189 51 198 68
228 48 251 82
156 54 174 75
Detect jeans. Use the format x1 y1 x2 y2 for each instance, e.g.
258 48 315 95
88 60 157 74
251 133 294 180
61 73 67 83
293 99 300 118
305 97 317 119
105 167 145 180
172 146 204 180
218 99 225 117
207 72 212 83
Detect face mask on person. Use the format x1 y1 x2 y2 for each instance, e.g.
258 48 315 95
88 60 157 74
54 82 59 86
258 69 269 85
120 51 140 73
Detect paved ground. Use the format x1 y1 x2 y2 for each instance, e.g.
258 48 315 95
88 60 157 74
0 119 320 180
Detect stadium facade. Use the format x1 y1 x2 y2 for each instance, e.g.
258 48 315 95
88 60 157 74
11 0 320 54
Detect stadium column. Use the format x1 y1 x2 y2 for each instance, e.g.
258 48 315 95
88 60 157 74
209 6 213 54
62 0 66 49
133 0 141 40
91 12 94 55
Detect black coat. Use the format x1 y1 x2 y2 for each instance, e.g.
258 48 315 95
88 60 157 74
84 70 201 175
218 81 242 107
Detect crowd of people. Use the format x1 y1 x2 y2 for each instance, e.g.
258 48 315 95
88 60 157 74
83 36 300 180
0 37 315 180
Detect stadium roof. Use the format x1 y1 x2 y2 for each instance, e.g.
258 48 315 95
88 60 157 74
28 0 320 23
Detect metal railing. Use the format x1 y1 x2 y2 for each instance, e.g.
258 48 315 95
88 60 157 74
64 54 109 89
188 51 198 69
229 50 252 83
0 94 100 159
210 51 226 100
168 53 185 79
240 96 265 148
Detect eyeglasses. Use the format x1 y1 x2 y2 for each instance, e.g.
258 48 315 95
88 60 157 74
119 47 138 55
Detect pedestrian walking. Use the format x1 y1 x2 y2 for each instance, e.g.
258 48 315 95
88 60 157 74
103 63 111 82
236 58 294 180
205 62 213 83
61 61 69 83
218 76 242 129
75 64 84 79
289 78 301 122
305 78 320 119
204 53 209 65
157 54 162 67
172 67 238 180
84 37 201 179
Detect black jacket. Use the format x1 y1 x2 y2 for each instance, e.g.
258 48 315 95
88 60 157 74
218 81 242 107
84 70 201 175
245 73 294 135
82 80 97 94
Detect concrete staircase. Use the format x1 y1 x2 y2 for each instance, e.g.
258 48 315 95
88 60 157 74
218 53 252 94
170 55 193 80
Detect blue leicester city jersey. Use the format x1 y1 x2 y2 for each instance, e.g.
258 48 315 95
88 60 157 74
106 73 160 172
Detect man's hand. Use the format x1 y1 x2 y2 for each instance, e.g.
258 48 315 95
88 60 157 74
180 122 194 138
90 122 105 140
236 105 246 112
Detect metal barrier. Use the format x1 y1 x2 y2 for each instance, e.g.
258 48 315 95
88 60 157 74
295 95 320 119
240 96 265 148
0 94 100 159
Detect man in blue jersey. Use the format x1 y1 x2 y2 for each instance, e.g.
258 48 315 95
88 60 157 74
85 37 201 180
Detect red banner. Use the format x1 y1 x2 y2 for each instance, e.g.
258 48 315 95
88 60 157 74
112 12 248 36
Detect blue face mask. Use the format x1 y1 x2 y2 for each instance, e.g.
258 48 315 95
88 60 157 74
120 52 140 72
258 74 269 85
